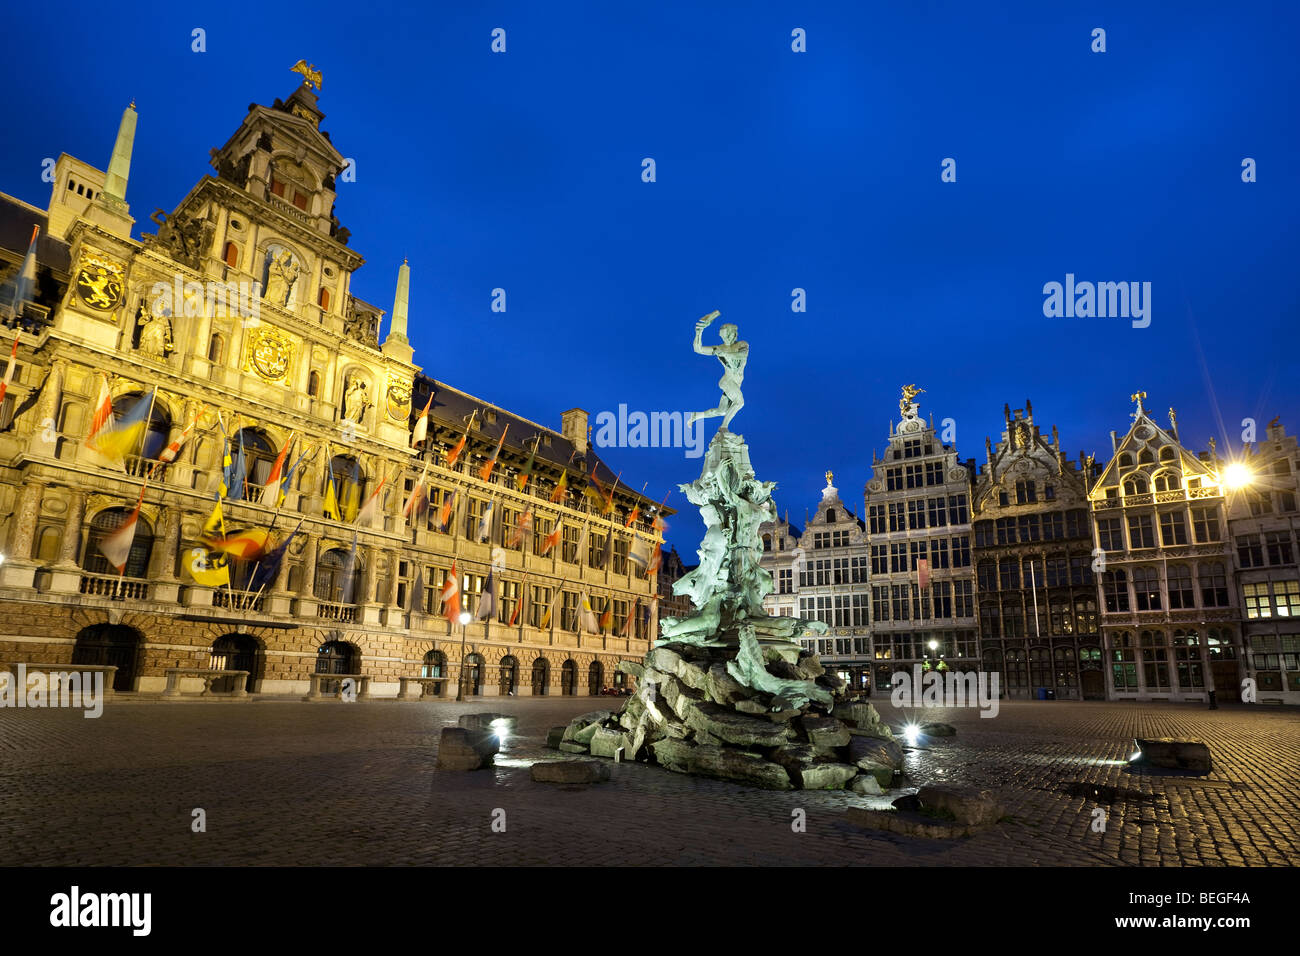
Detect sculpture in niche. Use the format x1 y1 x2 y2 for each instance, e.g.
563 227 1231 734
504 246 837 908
264 248 300 307
136 299 173 357
343 374 371 424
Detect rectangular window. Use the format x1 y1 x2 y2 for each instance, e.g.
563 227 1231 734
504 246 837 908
950 536 971 567
1045 556 1068 588
1191 506 1221 543
1041 512 1064 541
868 505 886 534
888 502 906 532
924 461 944 485
1159 510 1188 546
872 586 890 622
777 568 792 594
886 468 903 492
932 581 952 618
851 555 868 583
1275 581 1300 617
996 518 1015 545
890 543 907 573
1237 535 1264 569
1265 532 1294 566
529 585 553 628
1243 582 1271 619
1018 514 1040 542
929 538 949 569
871 545 888 575
954 580 973 617
927 497 947 527
891 585 910 621
561 591 579 631
948 494 968 524
1097 517 1123 552
905 464 923 489
907 499 927 530
1127 514 1155 549
1199 564 1229 607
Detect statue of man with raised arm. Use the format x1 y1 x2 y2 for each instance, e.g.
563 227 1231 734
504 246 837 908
687 310 748 431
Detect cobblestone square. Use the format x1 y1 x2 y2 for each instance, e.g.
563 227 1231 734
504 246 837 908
1 697 1296 866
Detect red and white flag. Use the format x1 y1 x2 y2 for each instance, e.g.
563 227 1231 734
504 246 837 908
508 507 533 548
410 393 433 447
85 373 115 449
540 519 563 556
99 484 146 574
156 404 206 466
358 469 389 526
402 461 429 520
917 557 930 590
0 332 19 406
258 433 295 506
440 561 460 622
509 574 526 626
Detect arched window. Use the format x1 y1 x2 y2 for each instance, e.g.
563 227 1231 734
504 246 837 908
1153 470 1181 492
314 547 360 604
587 659 604 695
327 454 366 521
1054 646 1078 691
1159 446 1177 463
308 370 321 398
826 508 836 523
315 640 359 695
208 333 224 364
83 508 154 578
422 650 446 697
1167 565 1194 608
1118 453 1134 468
462 653 484 696
560 659 578 696
1138 448 1154 465
1111 631 1138 691
111 390 171 473
223 241 239 268
1102 570 1129 612
209 634 259 693
762 534 771 552
36 526 61 563
1140 629 1170 690
231 428 280 495
1123 474 1148 496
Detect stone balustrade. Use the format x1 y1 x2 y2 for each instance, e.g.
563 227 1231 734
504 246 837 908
303 672 369 701
162 667 251 698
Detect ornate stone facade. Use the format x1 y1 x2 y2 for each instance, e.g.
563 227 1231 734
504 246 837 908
0 82 666 699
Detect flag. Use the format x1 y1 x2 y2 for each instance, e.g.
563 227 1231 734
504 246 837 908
339 532 359 604
541 519 562 556
646 544 663 577
509 576 525 626
509 507 533 548
156 403 206 467
98 484 146 574
575 521 589 565
478 423 509 482
446 411 476 468
280 443 314 503
624 503 641 528
358 469 389 525
408 565 425 615
187 552 230 588
539 587 559 629
476 500 494 543
202 495 224 536
227 428 248 501
403 462 429 521
599 599 613 633
341 458 361 522
578 593 599 633
620 598 638 637
85 373 115 452
204 528 274 561
587 467 607 509
323 462 341 521
410 392 433 447
629 535 652 572
90 387 156 464
598 529 613 570
549 469 568 503
516 437 538 491
441 561 461 622
438 490 457 532
249 526 300 593
259 433 295 505
476 568 497 621
917 557 931 590
11 224 39 315
0 331 19 406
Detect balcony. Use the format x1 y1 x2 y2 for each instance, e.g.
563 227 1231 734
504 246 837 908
79 573 148 601
317 601 358 623
212 589 264 612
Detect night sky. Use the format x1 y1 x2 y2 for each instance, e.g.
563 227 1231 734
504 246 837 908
3 2 1296 553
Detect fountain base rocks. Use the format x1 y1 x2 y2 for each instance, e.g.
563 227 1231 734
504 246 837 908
550 345 899 790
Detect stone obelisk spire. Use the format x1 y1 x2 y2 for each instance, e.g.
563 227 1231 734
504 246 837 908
382 258 415 363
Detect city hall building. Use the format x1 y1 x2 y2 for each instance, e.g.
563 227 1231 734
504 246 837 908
0 78 666 698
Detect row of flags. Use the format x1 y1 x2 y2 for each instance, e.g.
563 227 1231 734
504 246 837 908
426 559 659 636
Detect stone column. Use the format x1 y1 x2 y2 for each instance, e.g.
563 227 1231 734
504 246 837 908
385 549 400 606
31 360 65 460
54 489 86 568
2 479 45 587
297 533 319 596
149 506 181 581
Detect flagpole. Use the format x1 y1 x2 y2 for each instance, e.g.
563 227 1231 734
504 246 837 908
249 514 307 607
212 410 239 609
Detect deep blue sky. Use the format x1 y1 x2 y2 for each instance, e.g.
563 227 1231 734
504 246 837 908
3 2 1297 552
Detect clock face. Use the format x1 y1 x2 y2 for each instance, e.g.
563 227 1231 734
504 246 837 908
74 255 125 311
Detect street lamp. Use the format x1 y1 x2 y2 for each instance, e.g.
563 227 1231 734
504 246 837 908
1221 462 1254 491
456 609 472 701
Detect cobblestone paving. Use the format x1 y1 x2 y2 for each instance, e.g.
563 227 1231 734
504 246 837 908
1 696 1296 866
